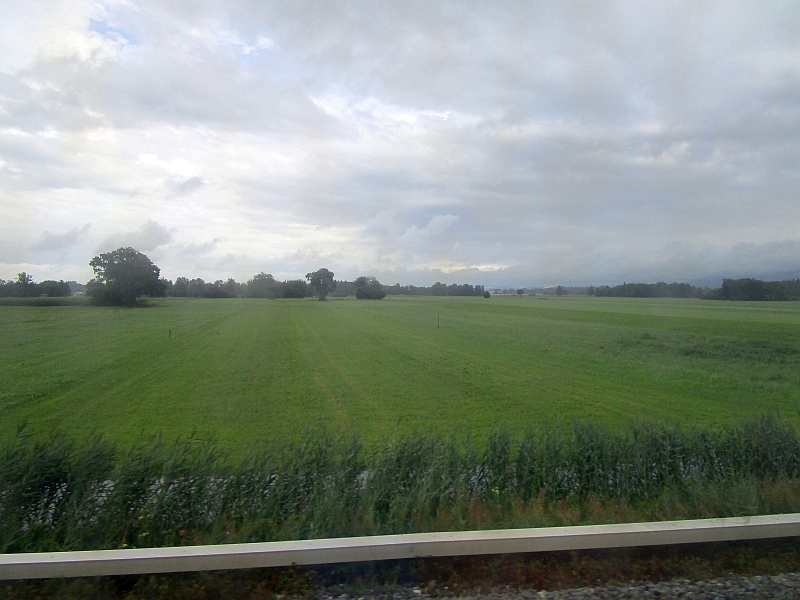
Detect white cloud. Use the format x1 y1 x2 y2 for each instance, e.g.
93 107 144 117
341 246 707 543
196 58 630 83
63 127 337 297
138 154 200 178
187 21 274 56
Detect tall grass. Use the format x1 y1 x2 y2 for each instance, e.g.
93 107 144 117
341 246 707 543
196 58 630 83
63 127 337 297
2 416 800 554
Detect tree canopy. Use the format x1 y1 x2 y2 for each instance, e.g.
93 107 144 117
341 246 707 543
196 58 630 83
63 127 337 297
87 247 165 306
306 268 335 300
355 276 386 300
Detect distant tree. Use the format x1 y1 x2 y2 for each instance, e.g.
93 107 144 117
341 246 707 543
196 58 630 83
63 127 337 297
306 268 336 301
431 282 447 296
172 277 190 297
447 283 475 296
87 247 165 306
355 276 386 300
67 281 86 295
16 272 36 297
556 285 564 297
203 280 229 298
282 279 309 298
247 272 278 298
483 291 491 298
188 278 206 297
0 279 13 297
224 278 242 297
718 278 800 301
331 279 357 297
38 280 71 297
516 289 524 297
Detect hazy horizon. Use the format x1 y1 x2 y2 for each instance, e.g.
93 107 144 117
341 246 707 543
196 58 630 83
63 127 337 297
2 2 799 288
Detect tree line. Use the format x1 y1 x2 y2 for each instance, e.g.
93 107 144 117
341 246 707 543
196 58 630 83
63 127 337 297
383 282 486 297
6 246 796 305
585 279 800 300
717 278 800 301
164 274 310 299
79 248 485 305
588 281 713 298
0 273 75 298
163 274 487 300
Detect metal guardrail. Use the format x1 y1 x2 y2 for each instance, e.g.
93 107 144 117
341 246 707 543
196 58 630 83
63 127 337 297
2 513 800 580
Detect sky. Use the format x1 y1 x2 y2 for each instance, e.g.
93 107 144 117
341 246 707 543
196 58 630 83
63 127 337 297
1 1 798 288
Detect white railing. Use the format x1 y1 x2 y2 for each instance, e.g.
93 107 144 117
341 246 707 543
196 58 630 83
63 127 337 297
2 513 800 580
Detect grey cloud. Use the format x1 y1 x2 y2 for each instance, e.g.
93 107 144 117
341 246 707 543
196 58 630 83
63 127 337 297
180 238 221 256
398 215 459 245
30 223 91 251
98 220 175 253
168 176 204 196
2 1 799 286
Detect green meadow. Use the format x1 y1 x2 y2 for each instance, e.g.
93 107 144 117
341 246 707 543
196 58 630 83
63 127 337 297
2 296 799 452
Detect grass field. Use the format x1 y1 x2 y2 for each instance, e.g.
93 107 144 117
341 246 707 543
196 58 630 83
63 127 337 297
2 296 799 452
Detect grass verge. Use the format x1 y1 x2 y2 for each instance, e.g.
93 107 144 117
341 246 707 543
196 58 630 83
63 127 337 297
2 416 800 554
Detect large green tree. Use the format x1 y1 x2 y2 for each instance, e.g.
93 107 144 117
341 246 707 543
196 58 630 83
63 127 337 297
355 276 386 300
87 247 165 306
305 268 336 301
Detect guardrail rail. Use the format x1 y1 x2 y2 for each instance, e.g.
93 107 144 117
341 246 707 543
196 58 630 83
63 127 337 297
3 513 800 580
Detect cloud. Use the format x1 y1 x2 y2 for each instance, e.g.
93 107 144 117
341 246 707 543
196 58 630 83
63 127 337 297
399 215 459 245
30 223 90 251
98 220 174 253
177 238 221 256
167 175 204 196
1 2 800 285
138 154 199 178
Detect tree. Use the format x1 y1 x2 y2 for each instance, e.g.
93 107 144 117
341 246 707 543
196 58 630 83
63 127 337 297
39 280 71 297
355 276 386 300
247 272 278 298
172 277 190 297
431 282 447 296
0 279 14 298
516 289 524 297
282 279 309 298
188 278 206 298
306 268 336 301
224 278 242 297
483 291 491 298
16 272 36 297
88 247 165 306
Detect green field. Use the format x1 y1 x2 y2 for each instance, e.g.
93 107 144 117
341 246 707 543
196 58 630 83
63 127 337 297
2 296 799 452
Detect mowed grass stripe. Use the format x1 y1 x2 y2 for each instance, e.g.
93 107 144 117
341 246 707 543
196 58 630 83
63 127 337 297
1 296 799 452
455 297 800 343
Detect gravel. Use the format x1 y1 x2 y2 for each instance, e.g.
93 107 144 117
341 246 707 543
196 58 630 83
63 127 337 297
312 572 800 600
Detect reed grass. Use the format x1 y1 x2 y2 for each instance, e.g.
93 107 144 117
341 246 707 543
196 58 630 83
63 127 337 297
2 416 800 554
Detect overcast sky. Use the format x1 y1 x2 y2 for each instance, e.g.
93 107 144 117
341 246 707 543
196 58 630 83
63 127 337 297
1 1 798 287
